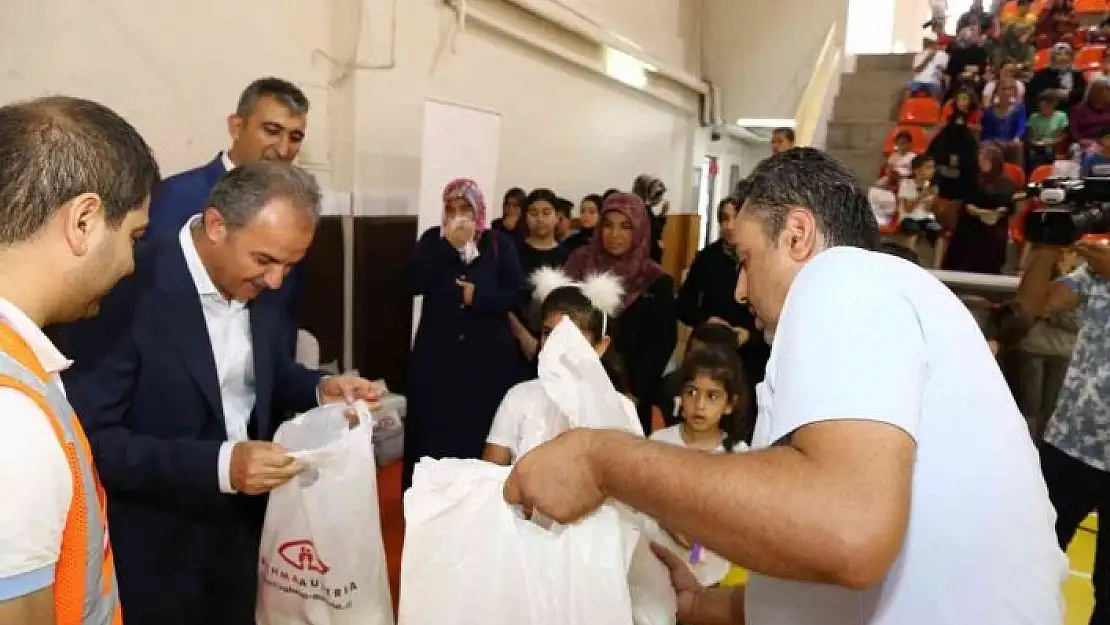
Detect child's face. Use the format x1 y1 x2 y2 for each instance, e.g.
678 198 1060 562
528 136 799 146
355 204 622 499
956 93 971 110
680 374 736 434
895 138 910 153
916 160 936 182
1039 100 1055 116
526 200 557 238
538 312 608 356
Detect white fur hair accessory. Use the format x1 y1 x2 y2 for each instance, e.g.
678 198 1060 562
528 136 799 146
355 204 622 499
530 267 624 318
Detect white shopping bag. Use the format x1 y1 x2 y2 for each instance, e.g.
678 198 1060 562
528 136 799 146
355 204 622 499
398 459 636 625
256 402 393 625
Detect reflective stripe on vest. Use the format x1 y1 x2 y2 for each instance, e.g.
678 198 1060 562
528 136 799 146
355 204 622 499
0 327 120 625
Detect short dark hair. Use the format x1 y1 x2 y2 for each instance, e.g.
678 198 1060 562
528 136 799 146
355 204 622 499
911 154 934 171
235 77 310 118
0 96 160 245
733 178 753 205
206 162 321 229
1038 90 1059 106
525 188 560 212
772 127 796 142
582 193 603 208
687 322 738 354
554 197 574 218
741 147 879 250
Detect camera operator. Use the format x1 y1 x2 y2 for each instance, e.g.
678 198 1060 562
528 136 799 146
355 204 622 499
1017 240 1110 622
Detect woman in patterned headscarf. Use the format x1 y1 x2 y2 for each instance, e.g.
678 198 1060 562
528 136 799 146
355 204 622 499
632 174 669 263
404 178 526 488
565 192 677 433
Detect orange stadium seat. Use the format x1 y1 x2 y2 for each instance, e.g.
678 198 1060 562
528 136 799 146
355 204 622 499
1076 0 1110 14
1001 0 1019 19
883 126 929 155
1034 48 1052 71
1076 45 1107 70
898 97 941 125
1010 201 1036 246
1029 164 1055 184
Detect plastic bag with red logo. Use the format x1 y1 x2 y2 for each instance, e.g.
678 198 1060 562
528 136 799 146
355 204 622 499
256 401 393 625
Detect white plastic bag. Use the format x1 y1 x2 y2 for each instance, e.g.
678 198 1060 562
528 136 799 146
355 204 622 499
256 402 393 625
399 320 676 625
398 459 636 625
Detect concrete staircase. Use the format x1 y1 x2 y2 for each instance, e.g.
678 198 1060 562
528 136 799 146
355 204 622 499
826 53 917 184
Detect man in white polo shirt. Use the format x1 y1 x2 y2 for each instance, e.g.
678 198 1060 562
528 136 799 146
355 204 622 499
504 148 1066 624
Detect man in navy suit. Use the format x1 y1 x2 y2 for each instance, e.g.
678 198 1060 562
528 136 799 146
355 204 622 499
146 77 310 347
57 161 381 625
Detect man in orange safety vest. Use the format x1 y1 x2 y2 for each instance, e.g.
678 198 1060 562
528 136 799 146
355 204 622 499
0 96 160 625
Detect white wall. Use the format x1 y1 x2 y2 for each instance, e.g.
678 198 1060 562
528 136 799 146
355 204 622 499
0 0 721 216
703 0 850 121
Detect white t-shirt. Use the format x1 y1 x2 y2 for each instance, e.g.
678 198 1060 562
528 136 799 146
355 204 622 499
886 151 915 180
912 49 948 84
487 379 640 463
0 299 73 601
745 247 1066 625
649 424 751 454
897 178 938 221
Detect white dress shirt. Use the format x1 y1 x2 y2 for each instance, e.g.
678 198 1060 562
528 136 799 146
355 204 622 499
220 150 236 173
179 218 256 494
0 298 75 598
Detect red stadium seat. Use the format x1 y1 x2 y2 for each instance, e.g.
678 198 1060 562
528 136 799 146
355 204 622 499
1005 162 1027 187
1029 164 1055 184
1076 0 1110 14
898 97 941 125
1075 45 1107 70
1034 48 1052 71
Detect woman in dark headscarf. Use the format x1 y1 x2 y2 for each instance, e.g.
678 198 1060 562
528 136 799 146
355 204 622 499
404 178 525 488
1026 42 1086 114
927 112 981 211
632 174 668 263
942 144 1017 274
564 192 677 433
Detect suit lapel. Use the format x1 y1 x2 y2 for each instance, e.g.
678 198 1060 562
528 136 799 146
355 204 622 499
154 241 225 425
249 301 274 439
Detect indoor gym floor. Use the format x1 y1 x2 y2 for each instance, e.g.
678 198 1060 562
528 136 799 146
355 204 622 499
375 463 1099 623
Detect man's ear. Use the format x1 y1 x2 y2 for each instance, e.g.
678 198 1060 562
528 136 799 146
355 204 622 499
227 114 244 143
782 207 819 262
202 207 229 243
61 193 104 257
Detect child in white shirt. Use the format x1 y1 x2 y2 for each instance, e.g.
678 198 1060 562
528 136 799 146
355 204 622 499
898 153 944 248
483 268 637 465
648 345 751 586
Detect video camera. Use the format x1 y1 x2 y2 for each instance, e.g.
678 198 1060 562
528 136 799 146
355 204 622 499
1023 177 1110 246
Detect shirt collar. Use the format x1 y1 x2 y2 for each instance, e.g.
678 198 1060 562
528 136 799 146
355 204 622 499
221 151 237 173
179 216 221 298
0 298 72 374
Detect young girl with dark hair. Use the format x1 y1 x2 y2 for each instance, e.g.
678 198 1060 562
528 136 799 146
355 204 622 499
650 344 752 453
483 268 635 466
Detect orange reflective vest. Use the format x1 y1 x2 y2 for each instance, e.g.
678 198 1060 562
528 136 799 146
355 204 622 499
0 324 121 624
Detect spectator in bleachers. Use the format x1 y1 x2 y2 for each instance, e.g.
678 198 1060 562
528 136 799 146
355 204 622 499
981 81 1027 164
1088 53 1110 82
945 25 990 100
983 61 1028 105
1080 127 1110 176
942 144 1016 274
988 28 1036 79
928 113 982 211
770 127 795 153
1000 0 1038 35
1086 16 1110 45
1026 42 1087 114
898 154 944 248
492 186 526 240
943 87 984 130
882 130 917 191
957 0 995 34
1026 91 1070 169
1034 0 1079 46
1071 78 1110 151
563 193 601 252
908 35 949 99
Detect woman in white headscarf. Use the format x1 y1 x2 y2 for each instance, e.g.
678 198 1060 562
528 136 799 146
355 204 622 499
1026 42 1087 114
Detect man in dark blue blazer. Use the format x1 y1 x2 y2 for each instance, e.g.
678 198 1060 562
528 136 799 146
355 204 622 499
145 77 310 349
57 162 381 625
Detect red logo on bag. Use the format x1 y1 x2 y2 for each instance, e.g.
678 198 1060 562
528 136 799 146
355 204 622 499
277 540 331 574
